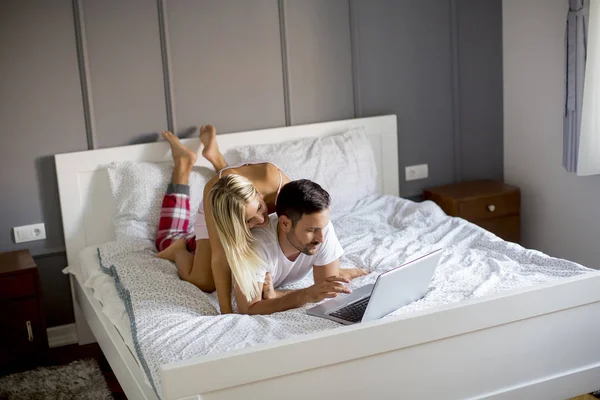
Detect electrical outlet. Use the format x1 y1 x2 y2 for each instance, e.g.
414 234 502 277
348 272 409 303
13 223 46 243
405 164 429 181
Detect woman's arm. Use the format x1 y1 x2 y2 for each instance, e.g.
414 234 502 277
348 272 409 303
203 181 234 314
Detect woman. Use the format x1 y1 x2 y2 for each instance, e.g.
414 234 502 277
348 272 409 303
156 125 364 314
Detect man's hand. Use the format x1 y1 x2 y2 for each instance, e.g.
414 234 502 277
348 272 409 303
338 267 368 281
301 276 352 304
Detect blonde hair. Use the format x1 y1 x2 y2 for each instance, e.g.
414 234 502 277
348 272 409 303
209 174 264 301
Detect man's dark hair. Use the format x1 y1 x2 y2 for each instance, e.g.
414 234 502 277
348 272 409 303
275 179 331 225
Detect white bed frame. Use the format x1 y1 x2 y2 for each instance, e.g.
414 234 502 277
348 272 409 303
55 115 600 400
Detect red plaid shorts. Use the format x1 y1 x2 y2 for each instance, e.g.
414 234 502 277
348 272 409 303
155 193 197 253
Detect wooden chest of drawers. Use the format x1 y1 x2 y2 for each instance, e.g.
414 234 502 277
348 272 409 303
0 250 48 368
423 180 521 243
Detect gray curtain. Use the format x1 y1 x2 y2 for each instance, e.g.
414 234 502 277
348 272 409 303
563 0 588 173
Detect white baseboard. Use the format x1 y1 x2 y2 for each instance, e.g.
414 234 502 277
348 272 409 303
47 323 78 348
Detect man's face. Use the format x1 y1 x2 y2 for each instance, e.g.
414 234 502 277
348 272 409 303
284 210 330 255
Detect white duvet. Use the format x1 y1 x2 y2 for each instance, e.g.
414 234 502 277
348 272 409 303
95 195 593 397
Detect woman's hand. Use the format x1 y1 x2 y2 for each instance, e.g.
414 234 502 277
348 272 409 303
262 272 277 300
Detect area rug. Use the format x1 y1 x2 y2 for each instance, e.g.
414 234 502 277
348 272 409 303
0 358 113 400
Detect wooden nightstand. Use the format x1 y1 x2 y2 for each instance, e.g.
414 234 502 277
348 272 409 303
423 180 521 243
0 250 48 367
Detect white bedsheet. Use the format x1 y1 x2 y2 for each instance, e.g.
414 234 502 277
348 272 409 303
68 246 155 387
75 246 135 352
90 195 593 398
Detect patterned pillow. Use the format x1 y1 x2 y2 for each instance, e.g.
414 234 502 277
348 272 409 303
234 126 378 218
106 161 213 242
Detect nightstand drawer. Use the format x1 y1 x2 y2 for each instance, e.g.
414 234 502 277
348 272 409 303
0 273 36 301
458 191 520 221
475 216 520 243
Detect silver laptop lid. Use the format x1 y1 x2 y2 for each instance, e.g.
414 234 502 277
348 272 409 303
362 249 443 323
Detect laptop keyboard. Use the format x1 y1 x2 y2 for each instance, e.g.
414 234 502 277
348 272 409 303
329 296 371 323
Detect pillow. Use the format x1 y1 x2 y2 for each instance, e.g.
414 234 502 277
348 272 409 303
234 126 378 218
107 161 213 242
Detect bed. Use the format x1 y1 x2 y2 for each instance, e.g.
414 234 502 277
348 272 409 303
55 115 600 400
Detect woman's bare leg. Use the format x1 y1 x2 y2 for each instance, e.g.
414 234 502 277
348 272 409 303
159 239 215 292
156 130 196 262
156 238 187 261
186 240 215 291
156 131 215 292
161 130 197 185
160 239 193 276
199 125 228 172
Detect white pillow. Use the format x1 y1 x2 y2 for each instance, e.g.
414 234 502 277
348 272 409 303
107 161 213 242
234 126 378 218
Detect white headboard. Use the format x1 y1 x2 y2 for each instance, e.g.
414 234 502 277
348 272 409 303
55 115 398 266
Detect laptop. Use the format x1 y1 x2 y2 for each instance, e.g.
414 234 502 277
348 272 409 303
306 249 443 325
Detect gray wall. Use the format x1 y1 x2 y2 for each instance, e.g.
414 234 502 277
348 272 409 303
503 0 600 269
167 0 287 133
82 0 169 148
353 0 457 195
285 0 355 124
0 0 503 327
458 0 504 181
353 0 504 195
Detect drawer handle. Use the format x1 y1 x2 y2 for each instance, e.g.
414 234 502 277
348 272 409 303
26 321 33 341
487 204 496 212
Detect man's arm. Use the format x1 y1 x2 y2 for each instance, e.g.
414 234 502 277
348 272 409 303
264 261 343 299
313 259 340 282
311 222 368 283
313 259 368 283
236 276 351 315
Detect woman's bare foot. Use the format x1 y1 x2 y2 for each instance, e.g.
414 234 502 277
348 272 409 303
162 131 197 170
156 238 188 262
199 125 227 171
262 272 276 299
339 267 368 281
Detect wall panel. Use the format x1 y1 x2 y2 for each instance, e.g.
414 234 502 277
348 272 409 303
285 0 355 124
167 0 286 135
82 0 168 148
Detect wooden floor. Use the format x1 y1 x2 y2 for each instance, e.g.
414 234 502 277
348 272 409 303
0 343 126 399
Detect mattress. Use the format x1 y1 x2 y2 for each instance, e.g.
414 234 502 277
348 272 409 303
68 246 142 371
80 194 593 397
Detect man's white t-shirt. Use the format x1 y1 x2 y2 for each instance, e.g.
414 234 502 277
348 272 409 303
251 214 344 288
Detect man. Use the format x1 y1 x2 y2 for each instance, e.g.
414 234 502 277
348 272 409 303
235 179 367 315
